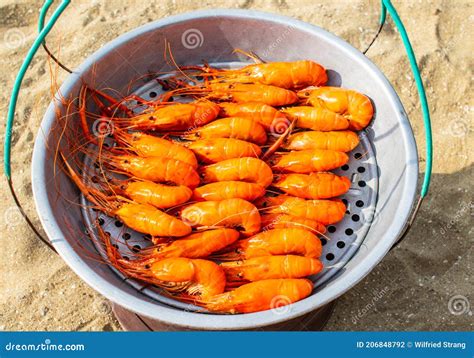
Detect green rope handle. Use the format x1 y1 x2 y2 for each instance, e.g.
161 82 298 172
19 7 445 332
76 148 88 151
379 0 433 198
3 0 71 179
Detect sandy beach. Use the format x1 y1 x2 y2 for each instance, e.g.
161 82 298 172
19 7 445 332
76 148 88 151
0 0 472 331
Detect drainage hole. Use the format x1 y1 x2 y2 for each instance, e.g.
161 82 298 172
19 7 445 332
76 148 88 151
358 180 367 188
327 226 336 233
149 91 157 98
354 152 362 159
351 214 360 222
320 238 327 246
336 241 346 249
326 253 335 261
112 244 119 249
356 200 364 207
115 220 123 227
341 164 349 171
357 166 366 173
132 245 141 253
104 231 111 237
122 232 131 240
345 228 354 236
97 217 105 226
143 234 152 241
342 199 348 205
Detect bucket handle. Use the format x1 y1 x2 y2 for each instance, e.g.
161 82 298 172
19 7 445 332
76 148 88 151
372 0 433 248
3 0 71 252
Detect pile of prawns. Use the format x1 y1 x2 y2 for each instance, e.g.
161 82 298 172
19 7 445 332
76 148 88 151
61 52 374 314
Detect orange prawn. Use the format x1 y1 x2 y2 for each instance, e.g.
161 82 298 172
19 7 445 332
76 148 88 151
256 195 346 225
199 157 273 188
298 87 374 130
139 228 239 259
189 60 327 89
193 181 265 201
216 228 322 260
221 255 323 282
261 214 326 235
282 130 360 152
61 154 192 237
218 102 288 129
113 130 198 168
202 279 313 313
112 256 226 299
118 100 221 131
180 198 261 236
281 106 349 131
113 180 192 209
270 149 349 173
181 117 267 145
101 153 200 188
187 138 261 164
273 173 351 199
207 83 298 107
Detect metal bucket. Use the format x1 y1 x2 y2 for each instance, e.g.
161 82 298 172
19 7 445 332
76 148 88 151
32 9 418 330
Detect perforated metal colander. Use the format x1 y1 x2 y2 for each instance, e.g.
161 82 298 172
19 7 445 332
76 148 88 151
80 72 378 312
29 9 431 329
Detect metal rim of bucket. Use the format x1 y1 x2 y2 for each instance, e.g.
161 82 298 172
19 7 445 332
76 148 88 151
32 9 418 330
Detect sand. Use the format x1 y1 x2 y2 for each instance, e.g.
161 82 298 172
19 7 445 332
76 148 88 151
0 0 472 331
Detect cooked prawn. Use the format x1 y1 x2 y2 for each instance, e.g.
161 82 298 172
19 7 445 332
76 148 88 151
218 102 287 129
282 130 360 152
187 138 261 164
61 154 192 237
199 157 273 188
116 100 220 131
221 255 323 282
260 214 326 235
102 154 200 188
256 195 346 225
298 87 374 130
115 180 193 209
202 279 313 313
273 173 351 199
180 198 261 236
112 256 226 299
270 149 349 173
207 83 298 106
193 181 265 201
139 228 239 259
181 117 267 145
114 130 198 168
281 106 349 131
216 228 322 260
205 60 328 89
